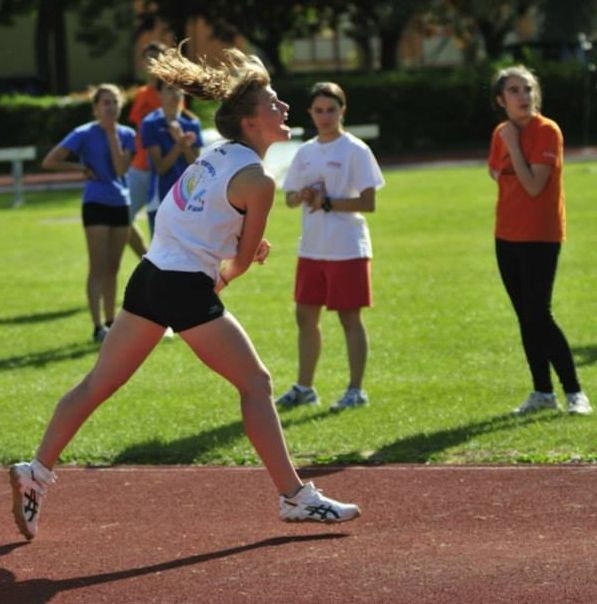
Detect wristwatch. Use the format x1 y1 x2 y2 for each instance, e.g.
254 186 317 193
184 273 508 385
322 196 333 212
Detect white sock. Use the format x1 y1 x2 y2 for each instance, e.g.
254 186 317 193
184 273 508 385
31 459 56 485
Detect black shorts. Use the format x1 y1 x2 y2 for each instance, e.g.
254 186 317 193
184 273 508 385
82 202 131 227
123 259 225 332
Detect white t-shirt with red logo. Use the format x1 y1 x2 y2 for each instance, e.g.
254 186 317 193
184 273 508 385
283 132 384 260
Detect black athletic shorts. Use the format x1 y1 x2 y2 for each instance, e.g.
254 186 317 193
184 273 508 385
123 259 225 332
82 202 131 227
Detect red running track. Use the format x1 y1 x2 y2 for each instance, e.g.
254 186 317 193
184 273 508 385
1 465 596 603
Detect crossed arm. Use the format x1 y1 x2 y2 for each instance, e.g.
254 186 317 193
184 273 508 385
496 121 553 197
43 127 131 178
286 185 375 213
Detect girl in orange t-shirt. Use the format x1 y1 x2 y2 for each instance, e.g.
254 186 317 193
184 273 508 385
488 65 591 416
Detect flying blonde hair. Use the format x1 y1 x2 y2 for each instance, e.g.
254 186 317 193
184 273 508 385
148 43 271 140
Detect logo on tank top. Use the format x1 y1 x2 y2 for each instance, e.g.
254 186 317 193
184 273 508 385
172 160 216 212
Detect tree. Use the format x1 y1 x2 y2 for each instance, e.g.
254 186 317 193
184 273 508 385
1 0 133 94
315 0 434 71
1 0 68 93
344 0 434 71
540 0 597 59
141 0 316 74
74 0 135 59
435 0 537 64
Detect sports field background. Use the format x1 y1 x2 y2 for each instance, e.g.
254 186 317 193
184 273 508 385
0 161 595 466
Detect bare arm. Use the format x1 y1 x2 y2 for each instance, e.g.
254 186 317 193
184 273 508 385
105 125 131 177
285 185 318 208
147 144 182 175
309 186 376 213
500 122 552 197
42 145 92 177
147 125 199 175
179 136 199 165
285 191 302 208
216 166 275 291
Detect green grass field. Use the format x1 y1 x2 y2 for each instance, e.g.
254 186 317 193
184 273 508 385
1 161 595 466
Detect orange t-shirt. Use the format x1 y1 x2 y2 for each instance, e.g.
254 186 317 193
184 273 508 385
128 85 161 170
488 114 565 242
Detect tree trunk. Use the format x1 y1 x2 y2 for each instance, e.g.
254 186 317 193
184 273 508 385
478 21 509 61
35 0 69 94
353 35 374 71
380 31 400 71
35 2 51 92
53 1 69 94
260 35 285 75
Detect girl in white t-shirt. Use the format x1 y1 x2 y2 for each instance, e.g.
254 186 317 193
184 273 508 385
278 82 385 412
9 50 361 543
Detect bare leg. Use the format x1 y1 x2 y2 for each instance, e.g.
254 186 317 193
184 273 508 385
295 304 322 388
179 313 302 496
102 226 130 324
36 311 164 469
128 223 148 258
338 308 368 390
84 225 110 327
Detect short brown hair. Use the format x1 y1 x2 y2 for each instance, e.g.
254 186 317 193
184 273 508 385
142 41 168 59
308 82 346 108
90 83 124 107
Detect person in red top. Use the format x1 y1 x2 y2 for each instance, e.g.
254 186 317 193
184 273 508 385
488 65 592 415
126 41 167 257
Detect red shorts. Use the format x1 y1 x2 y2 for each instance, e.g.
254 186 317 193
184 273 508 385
294 258 372 310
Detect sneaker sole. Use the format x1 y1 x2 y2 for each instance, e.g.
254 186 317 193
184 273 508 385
568 408 593 415
512 405 560 415
9 467 35 540
281 507 362 523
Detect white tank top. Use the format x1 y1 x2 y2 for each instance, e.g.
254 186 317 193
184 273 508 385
145 142 261 279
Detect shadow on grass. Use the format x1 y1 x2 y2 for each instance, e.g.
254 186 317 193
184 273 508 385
0 533 347 603
0 341 98 371
368 411 563 463
572 345 597 367
113 409 332 464
0 307 84 326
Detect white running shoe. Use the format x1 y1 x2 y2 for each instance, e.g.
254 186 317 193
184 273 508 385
280 482 361 523
275 385 319 407
566 392 593 415
330 388 368 412
512 391 560 415
9 460 56 540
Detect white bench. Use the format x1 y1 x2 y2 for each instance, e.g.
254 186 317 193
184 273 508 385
346 124 380 140
262 124 380 185
285 124 380 141
0 146 36 207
